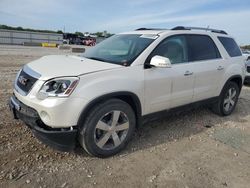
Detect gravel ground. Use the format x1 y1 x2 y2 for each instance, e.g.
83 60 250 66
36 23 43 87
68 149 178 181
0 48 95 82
0 45 250 188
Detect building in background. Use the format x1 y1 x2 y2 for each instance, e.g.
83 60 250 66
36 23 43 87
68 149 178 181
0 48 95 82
0 29 63 45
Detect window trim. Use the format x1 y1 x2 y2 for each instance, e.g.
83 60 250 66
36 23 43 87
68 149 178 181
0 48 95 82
144 34 222 68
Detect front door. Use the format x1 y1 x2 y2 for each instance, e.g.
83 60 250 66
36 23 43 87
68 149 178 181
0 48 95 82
144 35 195 114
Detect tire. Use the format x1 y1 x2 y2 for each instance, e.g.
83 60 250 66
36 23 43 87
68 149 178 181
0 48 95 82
211 81 240 116
78 99 136 158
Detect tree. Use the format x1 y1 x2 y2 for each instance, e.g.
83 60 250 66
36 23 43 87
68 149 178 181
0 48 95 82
241 45 250 50
93 32 103 37
57 30 63 34
75 31 84 37
92 31 113 38
16 26 23 30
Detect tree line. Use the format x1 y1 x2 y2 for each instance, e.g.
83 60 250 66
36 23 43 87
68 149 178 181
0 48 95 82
241 45 250 50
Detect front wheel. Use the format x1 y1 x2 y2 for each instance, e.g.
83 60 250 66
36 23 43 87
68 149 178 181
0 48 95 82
78 99 136 158
212 81 240 116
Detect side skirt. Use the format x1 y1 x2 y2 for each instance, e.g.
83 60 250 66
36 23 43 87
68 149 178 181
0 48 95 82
141 97 219 125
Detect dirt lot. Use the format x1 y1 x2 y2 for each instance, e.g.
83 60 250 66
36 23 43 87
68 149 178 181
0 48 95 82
0 45 250 188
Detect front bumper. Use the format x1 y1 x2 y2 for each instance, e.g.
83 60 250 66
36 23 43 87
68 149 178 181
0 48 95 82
9 95 77 151
13 86 88 128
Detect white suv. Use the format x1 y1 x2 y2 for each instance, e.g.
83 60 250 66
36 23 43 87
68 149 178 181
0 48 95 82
10 26 245 157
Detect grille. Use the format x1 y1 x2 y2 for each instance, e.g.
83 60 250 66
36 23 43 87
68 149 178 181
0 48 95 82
247 66 250 73
16 69 38 95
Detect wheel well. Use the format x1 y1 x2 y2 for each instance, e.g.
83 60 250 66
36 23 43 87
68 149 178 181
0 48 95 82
115 95 139 115
228 76 243 91
77 92 142 129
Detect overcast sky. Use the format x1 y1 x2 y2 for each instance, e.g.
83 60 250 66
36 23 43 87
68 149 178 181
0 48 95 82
0 0 249 44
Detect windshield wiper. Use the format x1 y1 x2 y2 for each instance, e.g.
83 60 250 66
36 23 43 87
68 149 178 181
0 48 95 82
85 56 127 66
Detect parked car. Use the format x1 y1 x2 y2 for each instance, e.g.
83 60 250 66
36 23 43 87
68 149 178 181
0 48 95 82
245 60 250 84
242 51 250 84
243 53 250 61
10 26 245 157
63 33 83 45
82 37 96 46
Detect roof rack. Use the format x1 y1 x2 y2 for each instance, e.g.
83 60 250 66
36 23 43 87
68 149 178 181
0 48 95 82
171 26 228 35
135 28 166 31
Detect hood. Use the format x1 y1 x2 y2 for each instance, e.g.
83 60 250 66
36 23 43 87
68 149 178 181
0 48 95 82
26 55 123 80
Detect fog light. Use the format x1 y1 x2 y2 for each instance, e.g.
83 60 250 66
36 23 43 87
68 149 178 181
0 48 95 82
40 111 50 123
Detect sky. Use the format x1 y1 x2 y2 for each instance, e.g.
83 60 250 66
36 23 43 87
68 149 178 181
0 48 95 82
0 0 249 44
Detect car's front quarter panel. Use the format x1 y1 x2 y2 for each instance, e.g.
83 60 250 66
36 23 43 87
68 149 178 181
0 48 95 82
72 65 145 114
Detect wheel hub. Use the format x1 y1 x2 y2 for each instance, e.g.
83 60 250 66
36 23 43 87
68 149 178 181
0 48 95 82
223 87 237 112
94 110 129 150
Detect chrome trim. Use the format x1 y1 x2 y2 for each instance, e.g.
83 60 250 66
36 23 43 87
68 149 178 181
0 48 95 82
23 65 41 79
14 69 27 96
14 65 41 96
14 83 28 96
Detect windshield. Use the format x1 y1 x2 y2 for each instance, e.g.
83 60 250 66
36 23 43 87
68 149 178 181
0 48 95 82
82 34 156 66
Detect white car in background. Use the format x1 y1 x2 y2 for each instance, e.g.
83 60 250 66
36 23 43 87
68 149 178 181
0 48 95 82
242 50 250 84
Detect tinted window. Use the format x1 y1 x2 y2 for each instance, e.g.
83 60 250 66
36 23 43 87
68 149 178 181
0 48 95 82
187 35 221 61
150 35 188 64
218 37 242 57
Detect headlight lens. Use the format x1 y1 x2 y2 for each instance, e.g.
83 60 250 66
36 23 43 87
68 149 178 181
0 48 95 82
37 77 79 99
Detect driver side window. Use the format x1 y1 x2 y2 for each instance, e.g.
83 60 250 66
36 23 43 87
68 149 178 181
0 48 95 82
151 35 188 64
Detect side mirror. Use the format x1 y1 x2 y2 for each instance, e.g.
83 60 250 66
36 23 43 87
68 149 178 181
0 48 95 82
150 55 172 68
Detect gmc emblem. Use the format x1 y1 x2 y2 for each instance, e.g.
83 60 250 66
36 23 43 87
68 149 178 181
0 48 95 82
18 75 28 86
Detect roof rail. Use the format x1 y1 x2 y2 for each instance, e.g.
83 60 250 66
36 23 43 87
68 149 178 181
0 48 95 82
135 28 166 31
171 26 228 35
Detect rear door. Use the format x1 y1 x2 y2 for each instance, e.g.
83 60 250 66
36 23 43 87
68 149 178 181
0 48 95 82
186 34 224 102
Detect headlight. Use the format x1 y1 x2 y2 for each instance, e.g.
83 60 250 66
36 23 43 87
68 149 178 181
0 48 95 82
37 77 79 99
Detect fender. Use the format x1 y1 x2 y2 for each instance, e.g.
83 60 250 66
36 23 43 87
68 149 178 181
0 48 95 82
77 91 142 129
219 75 243 95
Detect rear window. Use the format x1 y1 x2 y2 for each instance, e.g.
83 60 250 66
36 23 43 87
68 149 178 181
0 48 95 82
218 37 242 57
186 35 221 61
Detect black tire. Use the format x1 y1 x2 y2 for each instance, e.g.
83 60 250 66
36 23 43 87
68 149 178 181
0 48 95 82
78 99 136 158
211 81 240 116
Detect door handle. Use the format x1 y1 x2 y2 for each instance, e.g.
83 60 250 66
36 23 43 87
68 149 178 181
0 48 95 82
184 71 193 76
217 66 224 71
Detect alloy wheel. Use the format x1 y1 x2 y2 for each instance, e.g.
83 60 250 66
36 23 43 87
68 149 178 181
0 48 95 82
94 110 129 150
223 87 237 112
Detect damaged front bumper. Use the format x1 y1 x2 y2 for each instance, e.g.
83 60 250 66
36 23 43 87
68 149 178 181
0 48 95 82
9 95 77 151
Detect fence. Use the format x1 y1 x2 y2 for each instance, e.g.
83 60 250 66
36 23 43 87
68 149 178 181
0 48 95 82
0 29 63 45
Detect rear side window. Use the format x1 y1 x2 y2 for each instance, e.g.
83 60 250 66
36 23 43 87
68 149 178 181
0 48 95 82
187 35 221 61
218 37 242 57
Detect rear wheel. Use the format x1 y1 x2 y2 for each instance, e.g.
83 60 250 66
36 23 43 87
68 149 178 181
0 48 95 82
212 81 240 116
78 99 136 157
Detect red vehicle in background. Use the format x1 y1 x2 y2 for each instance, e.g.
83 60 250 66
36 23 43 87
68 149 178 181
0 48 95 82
82 37 96 46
